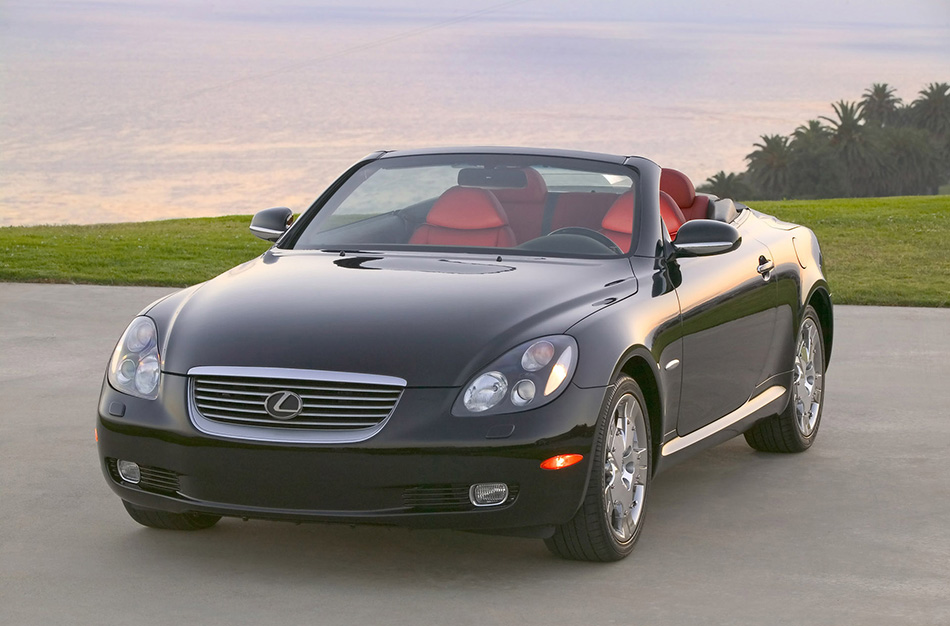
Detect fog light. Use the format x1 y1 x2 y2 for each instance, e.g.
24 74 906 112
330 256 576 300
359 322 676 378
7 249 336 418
470 483 509 507
116 459 141 484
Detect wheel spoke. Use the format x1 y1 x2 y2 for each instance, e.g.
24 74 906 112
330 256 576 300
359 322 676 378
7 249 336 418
632 447 647 485
792 317 824 438
802 320 815 360
601 391 649 543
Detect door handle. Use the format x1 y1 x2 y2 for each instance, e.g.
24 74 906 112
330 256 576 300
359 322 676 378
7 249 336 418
757 256 774 276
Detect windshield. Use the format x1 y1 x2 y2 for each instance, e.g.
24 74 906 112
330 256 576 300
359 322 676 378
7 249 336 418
289 154 637 257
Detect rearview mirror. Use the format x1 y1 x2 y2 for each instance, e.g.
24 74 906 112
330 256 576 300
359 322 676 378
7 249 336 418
250 207 294 242
672 219 741 256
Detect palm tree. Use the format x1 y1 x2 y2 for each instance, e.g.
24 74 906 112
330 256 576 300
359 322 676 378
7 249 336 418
787 120 842 198
790 120 831 150
745 134 791 199
859 83 902 127
697 171 753 200
876 126 942 195
820 101 863 145
820 100 882 195
910 82 950 137
910 82 950 184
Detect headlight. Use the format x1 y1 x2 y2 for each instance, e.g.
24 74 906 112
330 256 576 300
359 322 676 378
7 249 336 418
453 335 578 416
108 316 162 400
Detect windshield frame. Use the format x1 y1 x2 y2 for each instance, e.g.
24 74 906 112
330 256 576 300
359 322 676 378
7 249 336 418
280 152 643 260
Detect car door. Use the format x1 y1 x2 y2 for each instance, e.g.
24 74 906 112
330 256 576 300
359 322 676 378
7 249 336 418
672 235 778 435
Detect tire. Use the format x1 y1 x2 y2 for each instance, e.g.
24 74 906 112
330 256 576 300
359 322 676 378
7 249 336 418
545 376 651 561
122 500 221 531
744 305 826 453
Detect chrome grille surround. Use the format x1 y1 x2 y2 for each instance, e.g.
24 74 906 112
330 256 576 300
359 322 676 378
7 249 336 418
187 366 406 444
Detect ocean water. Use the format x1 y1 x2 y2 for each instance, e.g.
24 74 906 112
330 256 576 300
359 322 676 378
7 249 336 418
1 2 948 226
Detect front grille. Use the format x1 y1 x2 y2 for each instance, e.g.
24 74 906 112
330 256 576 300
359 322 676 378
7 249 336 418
402 484 520 512
191 372 404 431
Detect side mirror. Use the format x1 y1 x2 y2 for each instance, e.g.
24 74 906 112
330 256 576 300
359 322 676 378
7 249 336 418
672 219 741 256
250 207 294 242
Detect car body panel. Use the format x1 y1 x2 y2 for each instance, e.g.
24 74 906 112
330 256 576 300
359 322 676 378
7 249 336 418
152 251 638 387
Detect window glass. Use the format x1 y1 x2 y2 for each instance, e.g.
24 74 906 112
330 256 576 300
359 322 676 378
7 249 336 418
290 154 636 257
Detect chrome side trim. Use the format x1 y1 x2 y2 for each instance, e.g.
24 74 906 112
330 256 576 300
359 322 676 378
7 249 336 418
661 385 785 456
186 366 406 445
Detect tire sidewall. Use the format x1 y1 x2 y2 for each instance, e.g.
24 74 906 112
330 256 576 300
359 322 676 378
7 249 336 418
790 305 825 448
589 376 651 558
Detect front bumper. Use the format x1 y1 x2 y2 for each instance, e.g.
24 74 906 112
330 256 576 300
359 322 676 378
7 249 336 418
97 373 607 533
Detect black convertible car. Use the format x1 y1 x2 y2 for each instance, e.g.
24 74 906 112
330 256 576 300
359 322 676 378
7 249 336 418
97 147 832 561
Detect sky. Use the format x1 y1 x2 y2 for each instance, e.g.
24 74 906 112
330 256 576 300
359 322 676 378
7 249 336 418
1 0 948 225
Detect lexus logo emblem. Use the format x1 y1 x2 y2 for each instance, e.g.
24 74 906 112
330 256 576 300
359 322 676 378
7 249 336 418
264 390 303 420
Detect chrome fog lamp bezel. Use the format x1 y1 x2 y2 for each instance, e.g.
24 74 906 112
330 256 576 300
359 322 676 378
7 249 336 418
469 483 509 507
116 459 141 484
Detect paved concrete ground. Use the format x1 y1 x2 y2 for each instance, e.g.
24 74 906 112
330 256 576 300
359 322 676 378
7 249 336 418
1 283 948 625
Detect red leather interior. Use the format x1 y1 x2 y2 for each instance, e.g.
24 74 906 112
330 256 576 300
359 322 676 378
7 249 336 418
492 168 547 242
550 192 618 233
599 191 635 253
660 168 710 221
409 187 517 247
659 190 686 239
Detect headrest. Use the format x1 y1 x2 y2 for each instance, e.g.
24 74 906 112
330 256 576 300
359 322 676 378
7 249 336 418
660 168 696 209
426 187 510 230
659 191 686 237
659 191 684 221
601 191 635 234
491 168 547 203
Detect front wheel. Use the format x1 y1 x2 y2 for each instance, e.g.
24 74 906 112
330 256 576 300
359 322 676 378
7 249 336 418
545 376 651 561
122 501 221 531
744 305 825 453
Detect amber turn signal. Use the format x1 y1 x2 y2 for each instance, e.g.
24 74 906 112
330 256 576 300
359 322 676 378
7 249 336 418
540 454 583 470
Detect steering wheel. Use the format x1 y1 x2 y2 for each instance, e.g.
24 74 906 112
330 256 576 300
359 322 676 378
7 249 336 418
547 227 624 255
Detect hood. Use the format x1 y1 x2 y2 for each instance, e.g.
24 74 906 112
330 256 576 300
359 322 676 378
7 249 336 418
151 249 637 387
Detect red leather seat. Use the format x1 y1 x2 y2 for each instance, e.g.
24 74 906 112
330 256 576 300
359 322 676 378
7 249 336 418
660 168 710 221
409 187 517 247
599 191 635 253
659 190 686 239
492 168 547 243
551 192 618 233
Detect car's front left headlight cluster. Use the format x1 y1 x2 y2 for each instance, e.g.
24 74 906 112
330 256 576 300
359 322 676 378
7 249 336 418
108 316 162 400
453 335 578 416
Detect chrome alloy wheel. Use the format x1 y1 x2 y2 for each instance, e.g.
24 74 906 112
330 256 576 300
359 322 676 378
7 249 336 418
793 317 824 438
603 393 649 543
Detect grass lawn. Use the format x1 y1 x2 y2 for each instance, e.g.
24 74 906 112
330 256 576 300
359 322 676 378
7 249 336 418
0 217 272 287
753 196 949 307
1 195 948 306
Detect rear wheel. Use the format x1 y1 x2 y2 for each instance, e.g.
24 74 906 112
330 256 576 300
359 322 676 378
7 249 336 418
744 305 825 453
545 376 650 561
122 501 221 531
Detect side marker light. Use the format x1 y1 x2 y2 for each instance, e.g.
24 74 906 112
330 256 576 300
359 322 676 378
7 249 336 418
540 454 584 470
